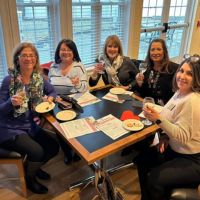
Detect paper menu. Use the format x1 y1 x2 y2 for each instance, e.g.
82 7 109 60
95 114 129 140
60 116 97 139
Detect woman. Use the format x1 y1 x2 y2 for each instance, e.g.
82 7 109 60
49 39 87 164
0 42 59 194
135 38 178 105
49 39 88 95
89 35 138 90
134 55 200 200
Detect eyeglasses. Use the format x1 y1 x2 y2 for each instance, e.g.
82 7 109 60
183 54 200 63
19 54 37 59
60 48 72 52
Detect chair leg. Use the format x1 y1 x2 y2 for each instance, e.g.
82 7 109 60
16 159 27 197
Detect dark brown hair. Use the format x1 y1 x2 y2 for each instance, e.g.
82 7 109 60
145 38 170 73
173 54 200 92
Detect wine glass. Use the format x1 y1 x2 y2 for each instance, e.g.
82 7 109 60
15 86 26 113
69 68 79 93
138 62 147 85
142 97 155 126
95 55 105 74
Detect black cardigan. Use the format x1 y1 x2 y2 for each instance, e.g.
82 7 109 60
134 61 179 105
89 57 139 90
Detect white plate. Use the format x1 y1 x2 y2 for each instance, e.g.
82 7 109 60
109 88 126 95
56 110 76 121
35 102 55 113
123 119 144 131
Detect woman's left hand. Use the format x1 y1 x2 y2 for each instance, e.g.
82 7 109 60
71 76 80 86
143 105 160 122
43 95 54 103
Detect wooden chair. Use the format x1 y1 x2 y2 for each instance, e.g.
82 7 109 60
170 185 200 200
0 147 27 197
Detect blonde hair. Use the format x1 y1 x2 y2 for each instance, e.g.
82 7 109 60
103 35 123 57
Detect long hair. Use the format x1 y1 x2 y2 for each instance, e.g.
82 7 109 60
103 35 124 57
11 42 41 73
173 55 200 92
145 38 170 73
54 39 81 64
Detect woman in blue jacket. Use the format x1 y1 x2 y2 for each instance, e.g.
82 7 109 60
0 42 59 194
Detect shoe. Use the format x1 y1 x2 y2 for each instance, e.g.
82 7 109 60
36 169 51 180
64 155 72 165
73 154 81 162
26 176 48 194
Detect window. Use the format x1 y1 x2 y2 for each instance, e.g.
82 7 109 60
138 0 190 60
72 0 130 66
16 0 56 64
0 18 7 84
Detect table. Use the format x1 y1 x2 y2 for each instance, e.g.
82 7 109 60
43 85 159 189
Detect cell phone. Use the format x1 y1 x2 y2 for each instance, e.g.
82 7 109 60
132 99 143 108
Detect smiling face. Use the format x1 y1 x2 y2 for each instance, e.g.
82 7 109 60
176 63 193 95
106 42 119 61
59 43 74 63
18 47 37 73
150 42 164 64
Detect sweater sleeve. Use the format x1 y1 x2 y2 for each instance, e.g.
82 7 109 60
0 76 14 114
159 93 200 144
74 63 88 92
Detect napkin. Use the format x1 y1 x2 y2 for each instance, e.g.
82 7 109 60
120 110 140 121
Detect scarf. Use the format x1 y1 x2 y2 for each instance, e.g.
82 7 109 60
98 54 123 86
9 69 44 117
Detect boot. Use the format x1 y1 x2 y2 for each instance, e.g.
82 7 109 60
25 161 48 194
36 168 51 180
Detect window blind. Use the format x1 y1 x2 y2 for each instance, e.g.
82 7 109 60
16 0 56 64
72 0 130 66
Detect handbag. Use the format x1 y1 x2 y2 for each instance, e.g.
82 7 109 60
93 168 124 200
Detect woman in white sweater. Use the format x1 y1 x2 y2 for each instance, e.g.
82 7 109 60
134 55 200 200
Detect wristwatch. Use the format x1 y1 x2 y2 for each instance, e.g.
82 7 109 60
128 84 132 90
155 119 162 125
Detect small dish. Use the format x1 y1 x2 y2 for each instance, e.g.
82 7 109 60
109 87 126 95
56 110 76 121
35 102 55 113
123 119 144 131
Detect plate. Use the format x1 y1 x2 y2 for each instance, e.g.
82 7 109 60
123 119 144 131
56 110 76 121
109 88 126 95
35 102 55 113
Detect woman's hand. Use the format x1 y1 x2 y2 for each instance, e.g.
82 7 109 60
43 95 54 103
11 95 24 107
71 76 80 86
136 73 144 87
156 136 169 153
143 105 160 122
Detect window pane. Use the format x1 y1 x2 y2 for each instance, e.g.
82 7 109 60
139 0 163 60
16 0 55 64
72 0 129 66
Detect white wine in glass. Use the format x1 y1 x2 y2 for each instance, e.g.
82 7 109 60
142 97 155 126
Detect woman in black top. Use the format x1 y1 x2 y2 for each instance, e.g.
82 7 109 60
89 35 138 90
135 38 178 105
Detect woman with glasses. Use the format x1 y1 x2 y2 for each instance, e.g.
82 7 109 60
0 42 59 194
49 39 88 95
89 35 138 90
49 39 88 164
134 55 200 200
135 38 178 106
